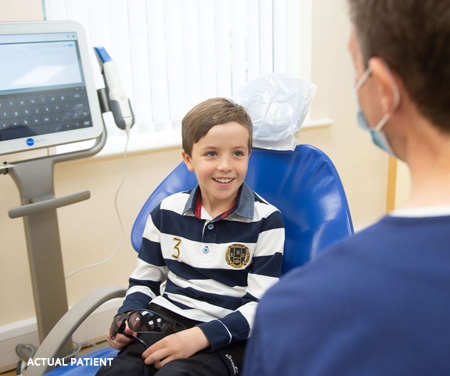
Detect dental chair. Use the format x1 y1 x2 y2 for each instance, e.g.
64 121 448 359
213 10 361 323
29 142 353 376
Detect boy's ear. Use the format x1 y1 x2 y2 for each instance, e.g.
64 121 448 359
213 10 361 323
181 150 194 172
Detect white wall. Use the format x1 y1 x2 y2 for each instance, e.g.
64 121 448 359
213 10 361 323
0 0 392 351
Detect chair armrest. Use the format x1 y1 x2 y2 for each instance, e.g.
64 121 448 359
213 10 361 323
24 286 126 376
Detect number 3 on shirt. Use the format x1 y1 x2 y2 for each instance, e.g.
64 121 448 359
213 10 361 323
172 237 181 259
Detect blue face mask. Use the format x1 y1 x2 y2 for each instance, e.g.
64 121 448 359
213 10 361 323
354 66 400 158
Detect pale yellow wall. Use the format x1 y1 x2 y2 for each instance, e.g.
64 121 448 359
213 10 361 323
395 160 412 209
0 0 393 328
1 147 184 326
306 0 390 227
0 0 42 21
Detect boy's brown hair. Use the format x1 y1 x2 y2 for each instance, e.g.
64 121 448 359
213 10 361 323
348 0 450 133
182 97 253 156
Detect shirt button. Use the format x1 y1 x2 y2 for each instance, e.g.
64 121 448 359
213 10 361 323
203 246 209 254
207 223 214 230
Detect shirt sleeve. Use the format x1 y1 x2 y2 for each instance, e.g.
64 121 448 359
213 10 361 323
198 209 285 350
119 205 169 313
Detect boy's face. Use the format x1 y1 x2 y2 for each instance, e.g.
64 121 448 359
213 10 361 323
182 121 250 216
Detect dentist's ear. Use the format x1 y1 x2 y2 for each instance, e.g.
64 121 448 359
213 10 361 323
368 57 401 114
182 150 194 172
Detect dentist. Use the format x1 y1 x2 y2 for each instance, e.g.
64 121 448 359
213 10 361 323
243 1 450 375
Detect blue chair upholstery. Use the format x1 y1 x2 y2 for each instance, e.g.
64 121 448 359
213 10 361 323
44 144 353 375
131 145 353 273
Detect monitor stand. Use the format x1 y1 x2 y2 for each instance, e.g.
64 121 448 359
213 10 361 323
3 89 108 359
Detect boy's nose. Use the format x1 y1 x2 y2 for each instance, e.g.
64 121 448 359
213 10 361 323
217 156 232 170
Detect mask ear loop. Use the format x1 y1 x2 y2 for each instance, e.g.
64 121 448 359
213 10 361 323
354 67 372 92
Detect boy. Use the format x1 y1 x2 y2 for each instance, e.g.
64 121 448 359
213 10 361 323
243 1 450 375
98 97 285 376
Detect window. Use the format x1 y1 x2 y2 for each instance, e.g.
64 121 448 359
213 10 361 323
44 0 312 155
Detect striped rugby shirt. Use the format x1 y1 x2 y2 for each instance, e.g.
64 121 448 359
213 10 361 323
120 182 285 351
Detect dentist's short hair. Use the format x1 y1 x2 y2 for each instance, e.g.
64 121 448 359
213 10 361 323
348 0 450 132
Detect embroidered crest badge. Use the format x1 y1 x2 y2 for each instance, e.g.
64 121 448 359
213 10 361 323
225 244 250 268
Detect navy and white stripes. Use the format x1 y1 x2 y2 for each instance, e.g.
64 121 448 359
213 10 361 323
120 183 284 351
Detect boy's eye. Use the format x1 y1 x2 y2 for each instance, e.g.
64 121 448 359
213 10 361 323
205 151 217 157
233 150 245 157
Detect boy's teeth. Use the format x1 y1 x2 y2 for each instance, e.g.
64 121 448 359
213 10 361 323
215 178 233 183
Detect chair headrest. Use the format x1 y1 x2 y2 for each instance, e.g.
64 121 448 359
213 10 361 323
235 73 317 151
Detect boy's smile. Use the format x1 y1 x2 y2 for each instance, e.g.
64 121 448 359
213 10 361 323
182 121 250 218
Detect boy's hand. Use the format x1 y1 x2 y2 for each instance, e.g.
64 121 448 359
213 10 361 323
142 326 210 369
106 322 137 350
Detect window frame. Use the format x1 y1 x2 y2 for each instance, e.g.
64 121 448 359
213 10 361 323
44 0 319 156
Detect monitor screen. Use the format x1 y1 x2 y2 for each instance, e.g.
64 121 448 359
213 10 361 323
0 21 103 155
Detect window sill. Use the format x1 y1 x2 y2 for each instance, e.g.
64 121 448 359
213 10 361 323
302 117 334 129
98 128 182 158
57 118 333 159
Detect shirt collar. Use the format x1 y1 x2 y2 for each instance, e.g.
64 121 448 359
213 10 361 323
183 182 254 220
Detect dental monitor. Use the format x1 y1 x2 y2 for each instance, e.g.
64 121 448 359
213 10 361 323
0 21 103 156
